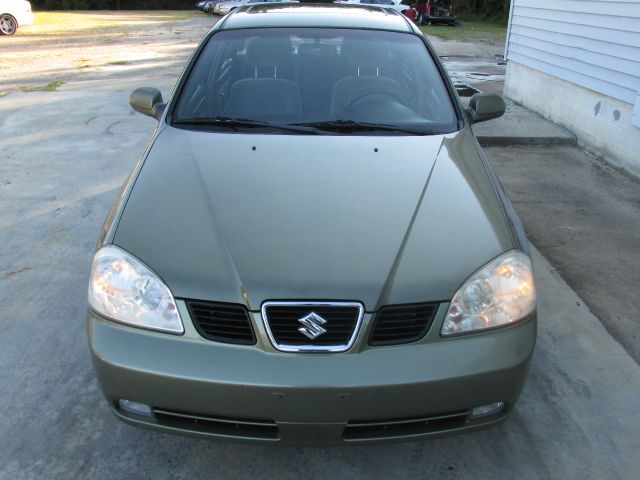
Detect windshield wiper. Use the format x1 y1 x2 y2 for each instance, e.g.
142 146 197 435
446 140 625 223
173 116 321 134
293 120 433 135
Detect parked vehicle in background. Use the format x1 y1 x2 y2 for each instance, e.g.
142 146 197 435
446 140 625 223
402 0 457 26
336 0 407 15
214 0 298 16
403 3 417 23
0 0 33 35
195 1 208 10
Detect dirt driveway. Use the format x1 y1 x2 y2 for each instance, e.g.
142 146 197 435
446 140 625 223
1 10 507 96
0 11 214 95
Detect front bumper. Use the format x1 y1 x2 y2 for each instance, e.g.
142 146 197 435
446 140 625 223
89 307 535 445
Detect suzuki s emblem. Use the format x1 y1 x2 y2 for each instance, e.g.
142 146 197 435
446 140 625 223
298 312 327 340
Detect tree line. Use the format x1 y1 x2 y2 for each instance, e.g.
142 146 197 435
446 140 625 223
456 0 510 19
30 0 511 18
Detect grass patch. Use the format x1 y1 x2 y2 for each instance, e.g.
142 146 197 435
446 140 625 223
457 12 508 24
20 81 65 92
107 60 130 65
421 21 507 43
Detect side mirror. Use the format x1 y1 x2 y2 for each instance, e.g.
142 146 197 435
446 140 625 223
130 87 165 120
467 93 505 124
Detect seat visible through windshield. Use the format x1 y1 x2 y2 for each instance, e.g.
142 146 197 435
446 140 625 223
172 28 458 133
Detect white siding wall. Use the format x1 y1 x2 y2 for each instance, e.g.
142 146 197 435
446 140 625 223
505 0 640 105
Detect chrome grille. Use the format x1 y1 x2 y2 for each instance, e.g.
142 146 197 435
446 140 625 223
261 301 364 352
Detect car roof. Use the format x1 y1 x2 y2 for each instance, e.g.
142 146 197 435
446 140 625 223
219 4 414 33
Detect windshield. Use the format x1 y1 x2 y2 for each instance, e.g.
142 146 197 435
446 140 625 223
172 28 458 134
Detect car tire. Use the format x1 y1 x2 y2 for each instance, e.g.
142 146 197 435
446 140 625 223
0 14 17 35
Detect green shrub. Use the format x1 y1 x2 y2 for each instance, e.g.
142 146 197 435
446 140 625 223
456 0 510 22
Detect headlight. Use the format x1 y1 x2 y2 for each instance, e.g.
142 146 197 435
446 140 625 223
441 250 535 336
88 245 184 334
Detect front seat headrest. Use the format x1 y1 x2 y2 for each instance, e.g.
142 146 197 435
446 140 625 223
340 40 391 71
245 37 292 67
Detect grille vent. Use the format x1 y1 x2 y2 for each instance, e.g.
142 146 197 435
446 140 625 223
369 302 439 346
187 300 255 345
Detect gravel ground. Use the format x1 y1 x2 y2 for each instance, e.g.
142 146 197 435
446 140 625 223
0 11 215 95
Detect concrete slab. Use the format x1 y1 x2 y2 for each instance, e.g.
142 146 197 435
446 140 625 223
461 98 577 147
487 145 640 363
1 78 639 480
432 39 577 148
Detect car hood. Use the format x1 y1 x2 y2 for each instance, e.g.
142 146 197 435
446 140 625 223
114 126 512 311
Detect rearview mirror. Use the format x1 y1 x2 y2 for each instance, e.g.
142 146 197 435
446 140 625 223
130 87 165 121
467 93 505 124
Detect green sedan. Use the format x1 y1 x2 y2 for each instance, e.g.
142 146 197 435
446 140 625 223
87 4 536 445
